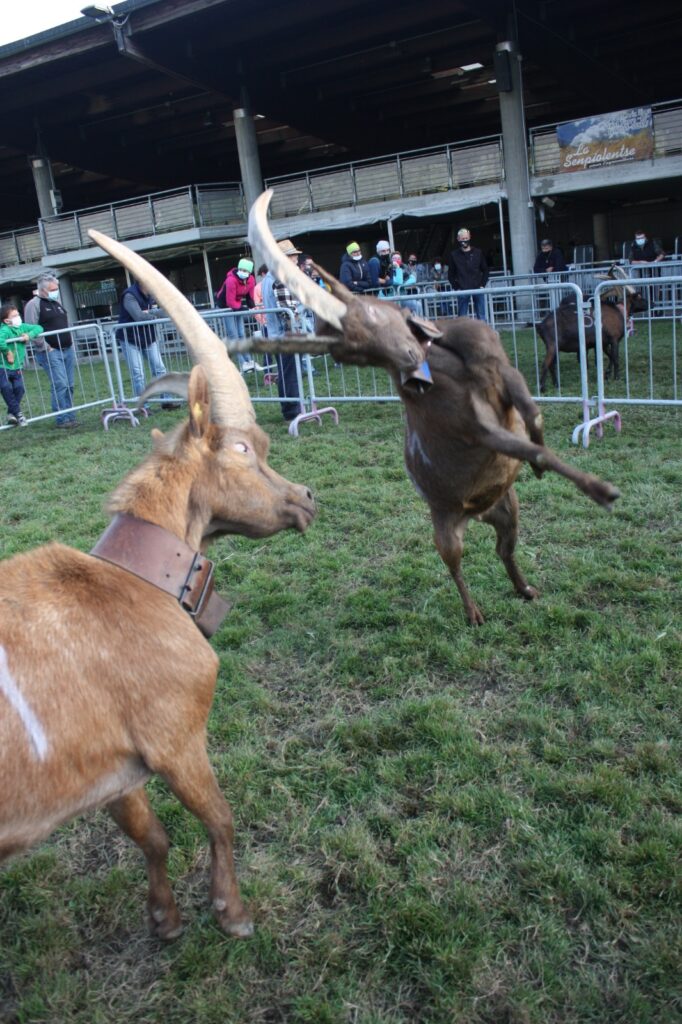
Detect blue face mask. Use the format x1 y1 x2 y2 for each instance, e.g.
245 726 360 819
48 288 61 302
635 237 646 246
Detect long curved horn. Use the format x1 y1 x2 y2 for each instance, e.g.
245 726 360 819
248 190 347 331
88 229 255 430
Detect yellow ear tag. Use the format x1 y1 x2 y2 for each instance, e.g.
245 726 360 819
192 402 203 421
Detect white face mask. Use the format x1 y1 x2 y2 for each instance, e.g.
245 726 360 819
9 314 22 327
47 288 61 301
351 253 362 261
434 263 442 272
236 270 250 280
635 236 646 246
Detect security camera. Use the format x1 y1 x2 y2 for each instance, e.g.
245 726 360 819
81 4 115 20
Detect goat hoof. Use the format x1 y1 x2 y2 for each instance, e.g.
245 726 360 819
222 916 254 939
149 910 184 941
521 585 539 601
466 605 485 626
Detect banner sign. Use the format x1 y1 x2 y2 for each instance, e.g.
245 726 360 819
556 107 653 173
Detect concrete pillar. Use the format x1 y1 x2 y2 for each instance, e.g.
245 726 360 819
234 96 265 268
202 247 214 303
593 213 609 262
30 155 58 220
496 41 537 281
57 274 78 325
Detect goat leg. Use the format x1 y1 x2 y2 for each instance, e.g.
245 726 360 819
430 508 484 625
108 788 184 941
160 745 253 938
480 488 539 601
469 393 620 510
500 364 545 475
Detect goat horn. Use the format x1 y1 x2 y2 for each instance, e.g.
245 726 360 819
88 229 255 430
248 190 347 331
610 264 628 280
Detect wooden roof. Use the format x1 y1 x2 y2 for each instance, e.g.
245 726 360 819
1 0 680 230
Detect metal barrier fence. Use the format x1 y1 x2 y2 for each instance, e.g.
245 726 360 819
577 273 682 445
3 278 679 443
0 323 116 431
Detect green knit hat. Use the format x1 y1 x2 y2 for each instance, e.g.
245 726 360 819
237 258 254 274
346 242 361 256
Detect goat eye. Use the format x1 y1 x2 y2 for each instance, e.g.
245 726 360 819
233 441 249 454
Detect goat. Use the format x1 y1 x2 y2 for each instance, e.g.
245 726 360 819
0 231 316 939
538 266 647 390
250 190 619 625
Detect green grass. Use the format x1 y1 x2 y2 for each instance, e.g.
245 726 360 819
0 394 680 1024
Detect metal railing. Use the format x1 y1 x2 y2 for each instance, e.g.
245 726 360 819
0 226 43 268
264 135 504 218
38 183 245 256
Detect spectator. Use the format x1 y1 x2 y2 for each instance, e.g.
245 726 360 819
116 279 172 404
0 301 43 426
339 242 372 293
447 228 489 320
216 258 258 372
23 272 78 428
264 239 304 422
428 260 452 317
533 239 567 274
367 240 394 292
390 252 421 315
628 231 665 265
407 253 429 284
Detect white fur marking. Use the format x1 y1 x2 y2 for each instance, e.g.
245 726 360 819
407 428 433 467
0 645 49 761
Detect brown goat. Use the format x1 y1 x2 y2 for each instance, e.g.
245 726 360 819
250 191 619 625
0 235 315 939
538 268 648 390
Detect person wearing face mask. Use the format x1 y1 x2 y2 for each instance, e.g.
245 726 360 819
339 242 371 294
628 231 665 265
23 272 78 427
216 257 259 372
0 302 44 426
429 260 452 317
447 228 489 320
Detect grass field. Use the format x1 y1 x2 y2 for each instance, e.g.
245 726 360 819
0 384 680 1022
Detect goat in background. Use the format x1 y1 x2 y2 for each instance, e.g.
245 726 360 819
537 265 648 390
250 190 619 625
0 231 316 939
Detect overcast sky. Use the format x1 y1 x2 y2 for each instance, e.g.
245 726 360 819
1 1 93 47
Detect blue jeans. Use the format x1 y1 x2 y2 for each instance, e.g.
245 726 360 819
456 292 487 321
0 368 25 419
35 346 76 424
224 312 250 370
120 339 167 397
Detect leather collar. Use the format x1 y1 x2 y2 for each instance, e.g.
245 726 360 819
90 513 231 638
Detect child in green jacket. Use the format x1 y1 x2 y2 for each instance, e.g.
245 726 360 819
0 302 44 426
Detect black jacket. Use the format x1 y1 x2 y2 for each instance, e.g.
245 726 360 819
447 246 489 291
339 253 372 293
533 248 567 274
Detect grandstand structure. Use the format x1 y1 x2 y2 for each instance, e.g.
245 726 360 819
0 0 680 319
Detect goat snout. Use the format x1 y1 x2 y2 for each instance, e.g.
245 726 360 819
290 485 316 532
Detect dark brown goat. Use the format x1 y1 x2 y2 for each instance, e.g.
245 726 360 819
538 269 647 390
250 191 620 625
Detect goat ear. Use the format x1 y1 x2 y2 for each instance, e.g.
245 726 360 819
187 365 211 438
150 428 165 448
406 313 443 342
